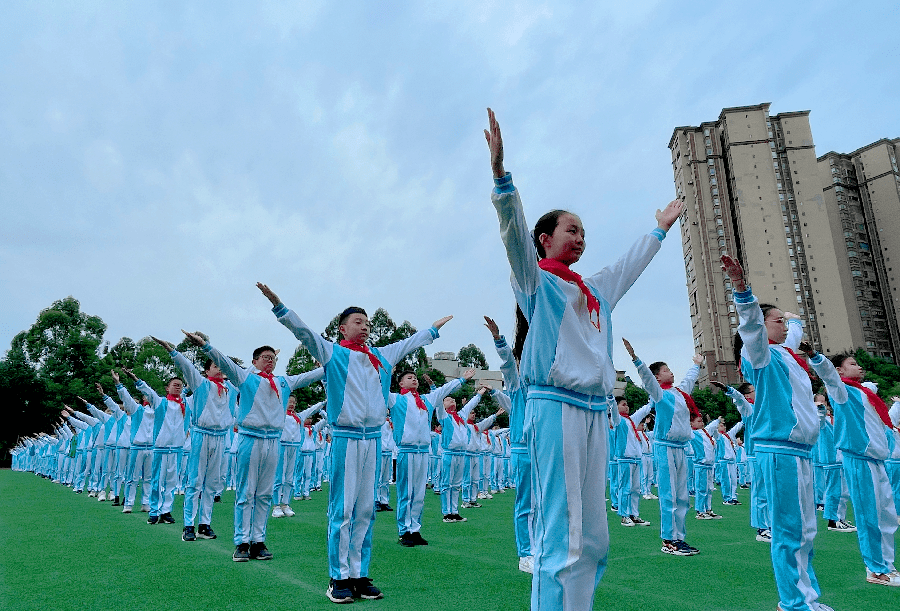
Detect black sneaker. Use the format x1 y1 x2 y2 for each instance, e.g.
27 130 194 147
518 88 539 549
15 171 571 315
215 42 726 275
679 541 700 555
159 512 176 524
398 532 416 547
233 543 250 562
411 531 428 546
249 542 273 560
214 495 221 503
182 526 196 541
351 577 383 600
378 503 393 512
197 524 217 539
453 513 467 522
147 515 159 525
326 578 354 603
111 496 121 506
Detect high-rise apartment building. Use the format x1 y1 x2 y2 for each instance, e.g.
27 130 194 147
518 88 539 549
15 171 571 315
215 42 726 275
668 103 900 384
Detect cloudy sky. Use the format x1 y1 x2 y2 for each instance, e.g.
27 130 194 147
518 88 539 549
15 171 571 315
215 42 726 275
1 1 897 382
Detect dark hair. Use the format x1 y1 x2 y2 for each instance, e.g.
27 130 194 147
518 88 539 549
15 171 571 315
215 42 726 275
202 358 215 374
648 362 667 376
395 370 417 384
733 302 779 366
252 345 277 360
737 382 754 395
829 353 853 369
615 396 626 404
512 210 577 362
338 307 367 327
166 376 185 387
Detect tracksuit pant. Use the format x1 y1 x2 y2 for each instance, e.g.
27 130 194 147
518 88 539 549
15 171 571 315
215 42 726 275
233 434 278 545
842 453 897 574
440 452 465 515
124 445 152 508
184 429 226 527
511 446 532 557
655 442 689 542
396 449 427 535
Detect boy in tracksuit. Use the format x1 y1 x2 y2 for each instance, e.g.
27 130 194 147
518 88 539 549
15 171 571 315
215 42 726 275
438 389 488 521
258 282 452 603
389 368 473 546
690 415 723 520
813 351 900 586
716 418 744 505
181 332 325 563
113 372 154 513
615 399 653 527
376 417 396 511
273 398 322 516
297 404 328 501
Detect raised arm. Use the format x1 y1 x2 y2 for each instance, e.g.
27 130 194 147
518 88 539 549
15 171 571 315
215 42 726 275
458 386 488 421
285 367 326 392
728 420 743 438
782 313 804 350
376 319 446 368
258 284 335 366
712 381 754 420
800 342 848 405
486 316 520 391
160 338 206 391
297 401 326 422
182 331 249 387
677 355 703 394
623 338 663 403
722 254 770 369
423 371 471 406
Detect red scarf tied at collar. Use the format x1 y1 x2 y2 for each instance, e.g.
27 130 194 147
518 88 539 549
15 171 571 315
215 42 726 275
538 258 601 330
207 375 226 397
769 340 811 374
448 410 464 426
400 388 428 411
288 411 301 424
166 394 186 417
339 340 383 372
256 371 280 398
660 382 701 420
841 377 894 430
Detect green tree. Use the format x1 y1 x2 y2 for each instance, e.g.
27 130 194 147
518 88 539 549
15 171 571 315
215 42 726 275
285 345 326 407
854 348 900 399
324 307 427 373
0 333 52 463
458 344 488 370
622 380 649 410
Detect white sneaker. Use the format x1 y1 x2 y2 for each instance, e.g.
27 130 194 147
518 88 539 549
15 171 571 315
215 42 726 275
518 556 534 574
643 494 653 499
88 491 97 497
621 516 635 527
828 520 857 532
98 491 107 501
282 505 295 517
485 493 494 499
867 569 900 586
272 505 285 518
141 504 151 512
756 529 772 543
122 505 133 514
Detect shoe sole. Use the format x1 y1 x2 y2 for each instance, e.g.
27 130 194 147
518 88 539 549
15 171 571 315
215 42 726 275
326 590 354 604
197 534 216 540
233 556 249 562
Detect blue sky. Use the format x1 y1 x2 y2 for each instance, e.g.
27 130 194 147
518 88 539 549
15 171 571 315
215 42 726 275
1 1 897 381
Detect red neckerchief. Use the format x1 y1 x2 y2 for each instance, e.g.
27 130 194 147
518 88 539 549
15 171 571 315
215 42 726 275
625 415 641 441
166 394 186 417
288 411 301 424
448 410 464 426
641 430 650 442
256 371 280 398
305 423 313 435
769 340 811 374
142 400 150 407
841 377 894 429
660 382 701 420
724 432 734 448
339 340 383 372
400 388 427 411
318 431 323 442
701 428 714 444
207 375 226 397
538 258 601 330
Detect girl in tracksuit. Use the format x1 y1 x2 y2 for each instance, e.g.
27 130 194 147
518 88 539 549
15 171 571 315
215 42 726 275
438 390 486 519
691 416 723 519
616 400 653 526
716 419 744 505
486 108 680 611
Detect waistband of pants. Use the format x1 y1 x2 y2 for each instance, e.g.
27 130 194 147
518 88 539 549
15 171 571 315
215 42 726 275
527 385 612 411
331 425 381 440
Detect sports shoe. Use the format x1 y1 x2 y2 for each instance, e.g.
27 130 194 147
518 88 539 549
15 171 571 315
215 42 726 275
469 501 482 508
518 556 534 574
696 511 713 520
350 577 383 600
327 578 354 603
272 505 285 518
756 528 772 543
159 512 175 524
122 505 133 514
477 492 487 499
722 499 741 505
303 495 311 501
816 504 824 511
197 524 217 539
111 496 121 506
678 540 700 555
621 516 635 527
249 542 273 560
706 511 723 519
141 504 151 512
642 494 653 500
410 531 428 546
399 532 416 547
294 494 303 501
214 495 221 503
98 491 107 501
147 515 159 525
88 491 97 498
233 543 250 562
632 516 651 526
282 504 295 517
866 569 900 586
182 526 196 542
661 540 689 555
610 505 619 511
828 520 856 532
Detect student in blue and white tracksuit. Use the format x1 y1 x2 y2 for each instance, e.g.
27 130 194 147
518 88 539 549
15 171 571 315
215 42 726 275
616 399 653 526
716 419 743 505
690 416 722 519
376 417 396 511
814 407 852 530
114 378 154 513
98 388 130 505
627 345 702 556
429 427 442 492
297 405 328 501
192 335 324 562
886 401 900 521
438 390 487 519
274 399 324 515
66 410 98 493
815 352 900 586
640 425 656 499
260 283 451 603
164 344 239 542
724 254 835 611
389 369 471 545
486 108 681 611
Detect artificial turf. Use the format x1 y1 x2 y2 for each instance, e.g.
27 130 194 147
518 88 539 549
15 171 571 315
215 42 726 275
0 470 895 610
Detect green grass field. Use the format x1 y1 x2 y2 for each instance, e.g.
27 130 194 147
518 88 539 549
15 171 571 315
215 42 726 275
0 470 895 610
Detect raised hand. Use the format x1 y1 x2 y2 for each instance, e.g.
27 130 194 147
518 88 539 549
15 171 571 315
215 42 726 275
484 108 505 179
692 354 704 366
151 336 174 351
95 382 105 396
111 370 120 384
422 373 434 387
76 396 87 405
656 199 684 231
622 338 637 361
462 368 476 381
256 282 281 307
483 316 500 340
709 380 728 392
122 367 139 381
798 341 816 358
477 384 490 395
181 329 206 347
432 315 453 330
720 254 747 291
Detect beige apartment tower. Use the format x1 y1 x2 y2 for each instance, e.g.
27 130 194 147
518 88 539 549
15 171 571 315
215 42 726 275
669 103 900 385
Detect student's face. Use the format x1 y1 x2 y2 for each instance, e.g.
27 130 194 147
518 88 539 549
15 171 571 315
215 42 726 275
655 365 675 385
205 362 223 379
763 308 788 344
287 397 297 412
540 213 585 266
718 422 726 433
617 399 629 415
742 385 755 403
443 397 457 412
399 373 419 391
837 357 864 380
691 417 703 430
253 351 277 374
340 314 370 344
166 379 184 395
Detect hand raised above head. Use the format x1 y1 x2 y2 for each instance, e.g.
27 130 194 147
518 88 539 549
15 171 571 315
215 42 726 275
432 315 453 330
462 369 476 381
151 336 174 351
621 338 637 361
720 254 746 291
256 282 281 307
484 108 505 179
709 380 728 392
656 199 684 231
181 330 206 347
483 316 500 340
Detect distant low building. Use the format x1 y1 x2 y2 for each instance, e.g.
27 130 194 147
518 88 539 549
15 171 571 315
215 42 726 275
427 351 503 389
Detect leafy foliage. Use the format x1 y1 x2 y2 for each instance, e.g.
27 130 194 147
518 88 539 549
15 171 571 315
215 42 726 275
853 348 900 399
458 344 489 370
285 344 326 407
